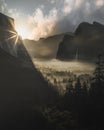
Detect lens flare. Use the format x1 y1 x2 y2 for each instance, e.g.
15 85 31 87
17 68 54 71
3 29 19 46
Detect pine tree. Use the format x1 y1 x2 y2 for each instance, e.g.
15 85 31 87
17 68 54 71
90 54 104 97
82 82 88 96
66 79 73 94
93 54 104 87
74 78 82 96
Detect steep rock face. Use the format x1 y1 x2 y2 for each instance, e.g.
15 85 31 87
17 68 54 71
0 13 35 67
0 13 18 56
24 34 64 59
56 34 74 60
0 13 15 30
57 22 104 62
0 13 58 129
0 45 58 129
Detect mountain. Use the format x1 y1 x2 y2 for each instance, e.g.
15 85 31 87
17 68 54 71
57 22 104 62
0 13 17 56
0 45 58 129
0 13 35 67
0 13 58 129
23 34 65 59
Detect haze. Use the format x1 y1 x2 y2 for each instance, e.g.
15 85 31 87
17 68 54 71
0 0 104 40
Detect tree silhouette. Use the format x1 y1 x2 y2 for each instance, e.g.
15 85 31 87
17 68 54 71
66 79 73 94
90 54 104 97
74 78 82 96
93 54 104 85
88 54 104 129
82 82 88 98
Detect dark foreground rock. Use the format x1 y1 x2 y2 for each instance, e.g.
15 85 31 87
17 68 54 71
0 13 58 129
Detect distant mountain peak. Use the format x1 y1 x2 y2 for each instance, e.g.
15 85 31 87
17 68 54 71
75 21 104 35
57 21 104 61
93 21 104 28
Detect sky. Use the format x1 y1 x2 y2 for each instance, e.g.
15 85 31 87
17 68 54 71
0 0 104 40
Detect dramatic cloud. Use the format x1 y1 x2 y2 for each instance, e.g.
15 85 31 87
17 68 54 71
0 0 104 40
28 0 104 40
0 0 9 14
28 8 58 40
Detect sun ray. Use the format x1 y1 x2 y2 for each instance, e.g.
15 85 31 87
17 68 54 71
1 28 19 46
3 29 17 35
5 34 17 42
14 35 19 46
7 30 17 35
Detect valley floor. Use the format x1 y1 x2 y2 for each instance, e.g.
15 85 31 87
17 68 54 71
33 59 95 94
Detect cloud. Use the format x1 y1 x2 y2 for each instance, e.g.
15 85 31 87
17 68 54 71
28 8 58 40
0 0 20 25
0 0 33 39
0 0 104 40
28 0 104 40
96 0 104 7
0 0 8 14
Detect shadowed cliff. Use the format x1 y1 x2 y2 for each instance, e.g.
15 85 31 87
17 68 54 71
57 22 104 62
0 13 58 129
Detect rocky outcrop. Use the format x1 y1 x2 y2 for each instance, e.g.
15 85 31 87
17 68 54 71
0 13 19 56
57 22 104 62
0 13 58 129
0 13 36 67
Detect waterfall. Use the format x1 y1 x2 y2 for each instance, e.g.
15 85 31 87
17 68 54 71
75 48 79 61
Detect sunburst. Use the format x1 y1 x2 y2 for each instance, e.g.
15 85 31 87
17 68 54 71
3 29 19 46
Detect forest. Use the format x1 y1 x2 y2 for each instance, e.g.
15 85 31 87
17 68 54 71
31 54 104 130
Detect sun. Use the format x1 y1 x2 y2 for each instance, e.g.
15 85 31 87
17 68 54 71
16 26 29 39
